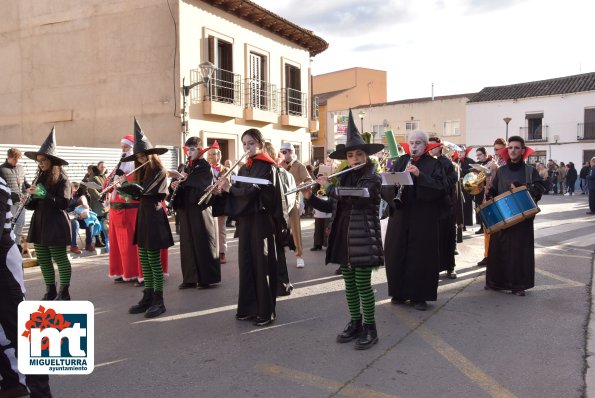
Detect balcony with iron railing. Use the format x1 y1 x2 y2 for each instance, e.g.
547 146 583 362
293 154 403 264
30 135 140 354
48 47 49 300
280 88 308 128
309 96 319 132
519 125 549 142
243 78 279 123
188 66 311 127
192 67 243 118
578 122 595 140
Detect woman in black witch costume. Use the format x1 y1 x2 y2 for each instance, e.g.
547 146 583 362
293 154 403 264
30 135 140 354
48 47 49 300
119 118 174 318
303 110 384 350
24 127 73 300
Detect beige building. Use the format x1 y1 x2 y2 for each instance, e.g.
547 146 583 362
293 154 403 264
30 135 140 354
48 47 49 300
0 0 326 163
333 93 475 153
311 68 387 162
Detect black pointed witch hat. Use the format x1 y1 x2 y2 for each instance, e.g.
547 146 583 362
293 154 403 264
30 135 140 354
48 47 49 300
329 109 384 160
121 117 168 162
24 126 69 166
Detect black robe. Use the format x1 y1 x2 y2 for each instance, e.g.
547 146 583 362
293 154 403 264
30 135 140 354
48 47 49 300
220 157 284 320
436 155 457 272
382 154 444 301
134 167 174 250
26 171 71 246
172 158 221 285
486 161 545 291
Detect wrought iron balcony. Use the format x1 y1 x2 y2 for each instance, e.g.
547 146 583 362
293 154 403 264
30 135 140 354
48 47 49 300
578 123 595 140
190 67 242 106
244 78 279 113
519 125 549 142
282 88 307 118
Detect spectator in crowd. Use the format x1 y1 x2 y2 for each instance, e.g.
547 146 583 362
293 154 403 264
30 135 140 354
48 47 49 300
587 157 595 214
565 162 577 196
547 159 559 194
67 182 94 253
207 142 230 264
580 161 590 194
0 148 29 251
280 142 312 268
558 162 567 195
87 165 107 247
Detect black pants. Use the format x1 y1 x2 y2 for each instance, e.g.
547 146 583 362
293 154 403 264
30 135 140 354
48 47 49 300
313 218 330 247
590 190 595 212
0 233 52 398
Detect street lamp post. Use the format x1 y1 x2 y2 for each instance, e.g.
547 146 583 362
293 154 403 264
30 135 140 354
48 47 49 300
503 117 512 141
182 61 215 137
180 61 215 160
358 110 366 137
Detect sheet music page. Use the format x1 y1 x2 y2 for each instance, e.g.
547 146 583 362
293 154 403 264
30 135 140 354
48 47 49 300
380 172 413 186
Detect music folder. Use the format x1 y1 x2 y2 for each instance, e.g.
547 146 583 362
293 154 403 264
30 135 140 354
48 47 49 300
231 175 271 185
380 172 413 186
336 187 370 198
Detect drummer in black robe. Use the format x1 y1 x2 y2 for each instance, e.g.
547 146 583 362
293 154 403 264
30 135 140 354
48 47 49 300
171 136 221 289
120 118 174 318
485 136 545 296
429 137 458 279
216 128 286 327
382 131 445 311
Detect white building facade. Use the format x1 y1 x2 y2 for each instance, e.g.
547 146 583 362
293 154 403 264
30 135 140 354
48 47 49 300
467 73 595 165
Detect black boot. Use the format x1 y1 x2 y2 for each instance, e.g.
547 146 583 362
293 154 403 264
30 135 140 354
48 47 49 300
55 285 71 300
145 291 166 318
95 236 105 248
129 288 154 314
336 318 363 343
42 284 57 300
355 323 378 350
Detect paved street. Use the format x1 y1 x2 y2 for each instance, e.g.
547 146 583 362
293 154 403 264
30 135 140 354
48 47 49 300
22 194 595 397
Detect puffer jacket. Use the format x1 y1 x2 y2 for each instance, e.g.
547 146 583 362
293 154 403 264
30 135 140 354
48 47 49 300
307 161 384 267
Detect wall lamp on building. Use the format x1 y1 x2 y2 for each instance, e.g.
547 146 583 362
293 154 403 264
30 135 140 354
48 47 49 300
181 61 215 136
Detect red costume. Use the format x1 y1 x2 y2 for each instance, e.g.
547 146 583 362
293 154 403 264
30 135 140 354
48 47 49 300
108 135 168 281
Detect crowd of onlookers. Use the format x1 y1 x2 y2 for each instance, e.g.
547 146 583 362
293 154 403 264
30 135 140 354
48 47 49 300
535 159 591 195
66 162 108 254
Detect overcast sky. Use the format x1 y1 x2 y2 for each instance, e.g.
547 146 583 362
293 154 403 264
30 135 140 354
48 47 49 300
252 0 595 101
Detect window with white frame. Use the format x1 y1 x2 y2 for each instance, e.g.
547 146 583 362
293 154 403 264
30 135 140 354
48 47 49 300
443 120 461 136
372 125 385 142
405 121 419 133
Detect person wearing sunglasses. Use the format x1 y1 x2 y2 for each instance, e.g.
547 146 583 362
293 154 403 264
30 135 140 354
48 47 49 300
279 142 312 268
206 141 230 264
484 136 545 297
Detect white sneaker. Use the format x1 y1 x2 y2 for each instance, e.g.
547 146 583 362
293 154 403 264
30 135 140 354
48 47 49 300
296 257 305 268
